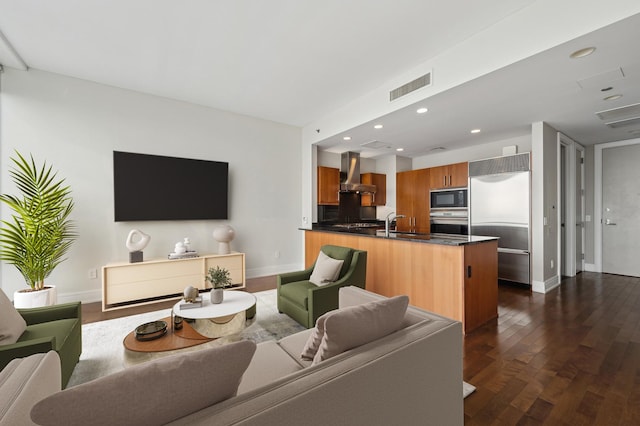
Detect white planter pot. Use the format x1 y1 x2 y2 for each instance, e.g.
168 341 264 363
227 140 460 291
13 286 57 308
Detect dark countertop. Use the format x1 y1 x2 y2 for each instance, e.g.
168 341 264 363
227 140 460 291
303 224 498 246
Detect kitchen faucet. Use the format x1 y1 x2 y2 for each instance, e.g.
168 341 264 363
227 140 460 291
385 212 406 237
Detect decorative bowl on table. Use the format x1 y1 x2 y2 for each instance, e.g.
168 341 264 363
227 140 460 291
134 320 168 341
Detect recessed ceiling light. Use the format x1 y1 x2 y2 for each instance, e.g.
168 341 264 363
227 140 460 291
396 148 404 152
570 47 596 59
374 124 383 129
343 136 351 141
416 107 428 114
604 94 623 101
470 129 481 134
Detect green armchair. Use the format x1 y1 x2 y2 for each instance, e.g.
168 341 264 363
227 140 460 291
277 245 367 328
0 302 82 388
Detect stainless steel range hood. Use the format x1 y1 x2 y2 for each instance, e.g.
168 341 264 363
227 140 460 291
340 152 376 193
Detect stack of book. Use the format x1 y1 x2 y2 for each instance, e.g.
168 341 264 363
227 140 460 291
179 296 202 309
168 250 199 260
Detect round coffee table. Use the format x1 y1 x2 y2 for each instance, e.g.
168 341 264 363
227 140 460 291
172 291 257 338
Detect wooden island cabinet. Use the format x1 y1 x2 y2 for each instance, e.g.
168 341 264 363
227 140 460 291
305 229 498 334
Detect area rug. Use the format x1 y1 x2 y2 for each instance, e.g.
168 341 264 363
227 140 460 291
68 289 477 399
68 289 305 387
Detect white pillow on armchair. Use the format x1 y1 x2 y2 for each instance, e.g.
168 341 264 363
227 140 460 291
309 251 344 286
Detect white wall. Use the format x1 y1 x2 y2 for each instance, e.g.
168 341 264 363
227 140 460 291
531 122 560 293
0 68 303 303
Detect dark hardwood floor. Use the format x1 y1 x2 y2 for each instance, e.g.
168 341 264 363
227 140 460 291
464 272 640 425
82 271 640 424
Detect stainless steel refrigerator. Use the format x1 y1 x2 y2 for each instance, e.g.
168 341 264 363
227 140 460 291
468 153 531 285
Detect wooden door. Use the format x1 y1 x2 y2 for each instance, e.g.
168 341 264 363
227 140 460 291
396 171 414 232
413 169 431 233
317 166 340 205
449 162 468 188
429 165 447 189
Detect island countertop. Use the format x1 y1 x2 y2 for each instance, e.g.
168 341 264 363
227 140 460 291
302 224 498 246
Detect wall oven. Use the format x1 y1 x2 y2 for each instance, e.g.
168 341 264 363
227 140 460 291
430 210 469 235
430 188 467 210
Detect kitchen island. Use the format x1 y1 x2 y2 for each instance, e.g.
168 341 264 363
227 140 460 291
304 225 499 334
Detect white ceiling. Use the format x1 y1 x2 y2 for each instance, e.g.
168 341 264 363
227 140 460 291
1 1 639 158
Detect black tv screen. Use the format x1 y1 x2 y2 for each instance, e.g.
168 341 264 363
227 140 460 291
113 151 228 221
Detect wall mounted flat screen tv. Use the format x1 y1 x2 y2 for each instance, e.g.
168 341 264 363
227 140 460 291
113 151 228 221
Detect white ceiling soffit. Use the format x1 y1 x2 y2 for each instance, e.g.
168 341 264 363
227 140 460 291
0 29 26 70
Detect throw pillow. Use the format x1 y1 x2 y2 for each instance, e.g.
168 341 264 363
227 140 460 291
309 251 344 286
300 312 331 360
31 340 257 426
312 295 409 365
0 289 27 345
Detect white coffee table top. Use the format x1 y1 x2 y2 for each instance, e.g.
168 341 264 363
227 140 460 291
173 290 256 319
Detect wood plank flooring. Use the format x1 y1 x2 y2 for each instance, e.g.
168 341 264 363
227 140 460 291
81 271 640 424
464 272 640 425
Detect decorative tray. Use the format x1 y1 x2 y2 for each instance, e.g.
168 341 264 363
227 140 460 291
134 320 168 341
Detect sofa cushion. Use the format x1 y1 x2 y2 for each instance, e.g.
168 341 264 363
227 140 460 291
313 295 409 365
0 289 26 346
279 328 314 367
237 340 304 394
309 251 344 286
300 313 330 361
30 340 256 426
0 351 61 426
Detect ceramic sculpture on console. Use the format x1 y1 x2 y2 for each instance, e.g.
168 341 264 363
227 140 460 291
213 225 235 254
126 229 150 263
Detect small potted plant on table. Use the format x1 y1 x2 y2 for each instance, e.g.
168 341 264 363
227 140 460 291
205 266 232 304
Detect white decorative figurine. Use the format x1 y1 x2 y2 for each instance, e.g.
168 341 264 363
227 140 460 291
126 229 150 263
213 225 235 254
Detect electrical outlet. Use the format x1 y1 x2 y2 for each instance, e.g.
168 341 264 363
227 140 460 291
88 268 98 279
550 260 554 269
274 250 280 259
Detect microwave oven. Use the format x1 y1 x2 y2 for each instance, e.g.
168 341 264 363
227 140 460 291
430 188 467 209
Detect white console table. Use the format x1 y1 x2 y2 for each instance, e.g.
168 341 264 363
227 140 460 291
101 252 245 312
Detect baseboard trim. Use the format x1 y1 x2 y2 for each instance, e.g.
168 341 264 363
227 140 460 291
531 275 561 294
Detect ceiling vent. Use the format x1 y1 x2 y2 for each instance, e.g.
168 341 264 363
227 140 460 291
596 102 640 121
360 140 390 149
605 116 640 128
390 71 432 101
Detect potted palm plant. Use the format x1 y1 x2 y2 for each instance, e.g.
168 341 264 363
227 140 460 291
205 266 232 304
0 151 76 308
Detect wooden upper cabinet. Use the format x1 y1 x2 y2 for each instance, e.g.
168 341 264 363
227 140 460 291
429 162 468 189
317 166 340 205
361 173 386 206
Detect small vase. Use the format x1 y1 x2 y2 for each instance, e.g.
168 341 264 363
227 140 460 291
210 288 224 304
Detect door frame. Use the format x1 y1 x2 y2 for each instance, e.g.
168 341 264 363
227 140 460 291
557 133 584 277
594 137 640 272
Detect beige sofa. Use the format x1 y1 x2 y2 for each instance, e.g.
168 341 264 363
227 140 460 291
175 286 463 425
5 287 463 426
